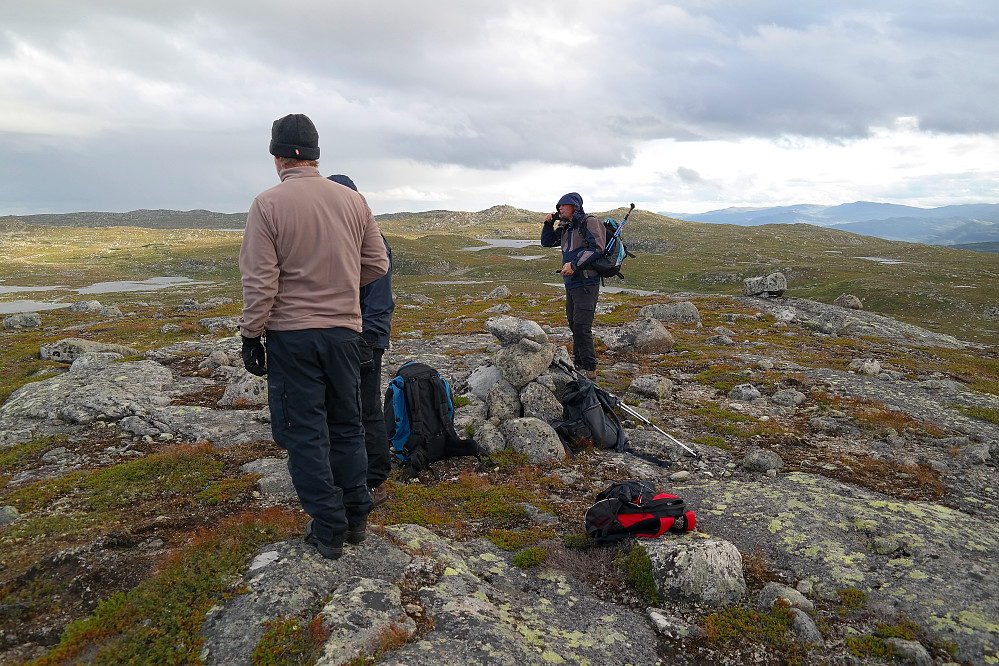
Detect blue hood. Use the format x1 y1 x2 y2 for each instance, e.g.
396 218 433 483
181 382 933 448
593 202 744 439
556 192 586 223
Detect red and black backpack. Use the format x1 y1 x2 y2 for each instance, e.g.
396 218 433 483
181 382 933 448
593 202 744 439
585 480 696 545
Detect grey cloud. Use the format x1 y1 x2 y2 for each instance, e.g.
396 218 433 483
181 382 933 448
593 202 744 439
1 1 997 214
676 167 702 183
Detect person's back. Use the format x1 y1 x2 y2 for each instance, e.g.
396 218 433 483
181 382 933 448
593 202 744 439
238 114 388 561
241 169 385 335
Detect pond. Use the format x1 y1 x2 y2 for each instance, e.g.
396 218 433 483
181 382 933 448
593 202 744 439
853 256 905 264
0 276 216 314
460 239 540 251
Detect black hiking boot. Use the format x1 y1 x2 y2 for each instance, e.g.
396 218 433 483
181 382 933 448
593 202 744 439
346 524 366 545
304 519 343 560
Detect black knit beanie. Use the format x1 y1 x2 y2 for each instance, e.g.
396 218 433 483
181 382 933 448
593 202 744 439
269 114 320 160
327 174 358 191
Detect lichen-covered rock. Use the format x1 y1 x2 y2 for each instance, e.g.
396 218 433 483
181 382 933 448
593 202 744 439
486 379 521 421
772 388 807 407
39 337 140 363
676 472 999 664
4 312 42 330
609 317 674 354
743 447 784 473
743 272 787 297
466 363 503 400
240 457 295 499
316 577 417 665
518 381 562 424
498 417 564 463
834 294 863 310
757 582 814 612
640 300 701 324
628 374 674 401
198 316 239 333
217 370 268 408
645 534 747 606
790 608 823 645
849 358 882 376
199 537 411 666
69 352 123 373
0 505 19 526
201 525 661 666
69 300 103 312
728 384 761 401
0 360 172 426
484 315 548 347
493 339 555 389
473 421 507 456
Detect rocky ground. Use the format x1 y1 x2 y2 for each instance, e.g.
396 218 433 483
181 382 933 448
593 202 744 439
1 290 997 665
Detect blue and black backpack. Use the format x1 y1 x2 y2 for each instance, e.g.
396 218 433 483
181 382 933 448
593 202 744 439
383 362 478 475
589 204 637 281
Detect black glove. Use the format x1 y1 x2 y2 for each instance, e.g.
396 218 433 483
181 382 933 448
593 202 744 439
241 335 267 377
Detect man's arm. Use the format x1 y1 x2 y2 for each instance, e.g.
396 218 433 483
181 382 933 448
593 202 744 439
358 208 389 287
540 214 562 247
238 199 280 338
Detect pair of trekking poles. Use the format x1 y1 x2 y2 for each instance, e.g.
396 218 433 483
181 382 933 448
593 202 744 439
554 359 701 460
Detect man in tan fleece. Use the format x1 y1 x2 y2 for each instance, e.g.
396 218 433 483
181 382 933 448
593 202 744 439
238 113 389 560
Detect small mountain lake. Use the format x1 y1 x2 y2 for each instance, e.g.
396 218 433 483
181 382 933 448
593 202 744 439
0 277 215 314
460 239 540 251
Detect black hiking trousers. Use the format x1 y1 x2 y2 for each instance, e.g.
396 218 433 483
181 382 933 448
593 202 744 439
359 338 391 488
266 327 372 548
566 283 599 372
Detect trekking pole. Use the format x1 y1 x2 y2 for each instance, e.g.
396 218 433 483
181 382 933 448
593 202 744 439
614 400 702 460
553 359 701 460
604 203 635 255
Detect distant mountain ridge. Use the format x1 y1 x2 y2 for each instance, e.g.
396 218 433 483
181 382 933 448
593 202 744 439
664 201 999 248
8 202 999 249
0 209 248 230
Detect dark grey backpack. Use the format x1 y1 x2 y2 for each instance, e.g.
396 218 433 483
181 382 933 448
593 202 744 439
555 378 628 451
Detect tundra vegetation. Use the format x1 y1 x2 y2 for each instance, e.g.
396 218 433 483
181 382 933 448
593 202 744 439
0 209 997 664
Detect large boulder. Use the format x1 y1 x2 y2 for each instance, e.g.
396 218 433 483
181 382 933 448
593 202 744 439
200 524 662 665
3 312 41 330
69 300 104 312
499 417 564 463
645 534 747 607
486 379 521 421
519 382 563 424
743 272 787 297
484 315 548 346
0 360 173 425
834 294 863 310
218 370 268 408
607 318 674 354
493 339 555 389
466 364 503 400
640 301 701 324
629 374 674 401
39 337 140 363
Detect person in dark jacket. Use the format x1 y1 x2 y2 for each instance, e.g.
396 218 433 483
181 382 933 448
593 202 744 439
328 174 395 508
541 192 606 380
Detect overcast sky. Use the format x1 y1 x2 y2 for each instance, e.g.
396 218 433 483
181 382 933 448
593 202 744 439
2 1 998 217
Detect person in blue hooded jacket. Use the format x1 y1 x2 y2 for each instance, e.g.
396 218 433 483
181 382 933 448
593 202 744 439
541 192 606 380
328 174 395 508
